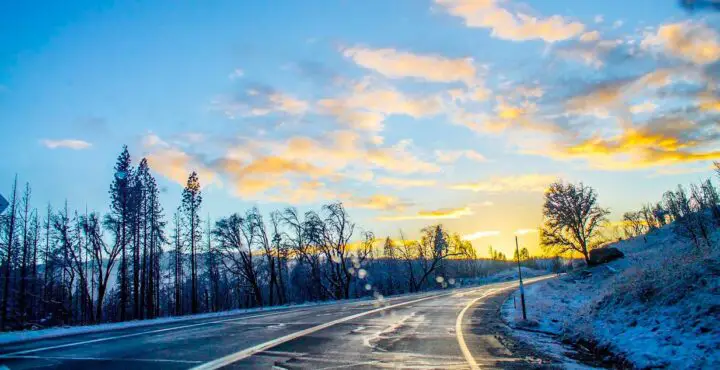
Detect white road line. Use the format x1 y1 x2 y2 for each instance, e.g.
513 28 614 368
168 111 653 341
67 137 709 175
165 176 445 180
455 288 498 370
0 355 203 364
0 310 294 358
455 275 558 369
190 290 467 370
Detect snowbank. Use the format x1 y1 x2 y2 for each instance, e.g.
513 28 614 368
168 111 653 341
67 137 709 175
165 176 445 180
503 225 720 369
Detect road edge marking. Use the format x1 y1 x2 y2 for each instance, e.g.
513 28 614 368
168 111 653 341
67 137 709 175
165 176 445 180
0 310 291 358
455 275 558 369
455 289 498 370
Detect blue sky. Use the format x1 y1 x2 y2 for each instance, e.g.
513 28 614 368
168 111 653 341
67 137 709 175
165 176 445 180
2 0 718 256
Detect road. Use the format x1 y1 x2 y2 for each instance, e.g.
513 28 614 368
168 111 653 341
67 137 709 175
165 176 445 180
0 276 555 369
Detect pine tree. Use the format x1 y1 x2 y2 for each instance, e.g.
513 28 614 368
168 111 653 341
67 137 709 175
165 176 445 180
180 172 202 314
109 146 133 321
143 167 165 319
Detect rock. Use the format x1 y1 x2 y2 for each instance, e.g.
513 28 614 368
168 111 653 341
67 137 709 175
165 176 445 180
588 247 624 266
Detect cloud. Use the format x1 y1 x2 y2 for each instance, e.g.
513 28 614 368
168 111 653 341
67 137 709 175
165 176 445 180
142 134 220 187
565 69 671 114
352 194 413 211
379 206 474 221
211 88 308 118
376 177 437 188
342 46 477 84
515 228 538 235
553 38 623 68
545 121 720 170
434 0 585 43
462 230 500 240
317 81 442 132
143 130 440 203
228 69 244 80
41 139 92 150
580 31 600 42
435 149 487 163
642 22 720 64
451 174 556 192
629 101 657 114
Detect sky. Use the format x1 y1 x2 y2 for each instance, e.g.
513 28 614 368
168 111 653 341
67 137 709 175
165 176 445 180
1 0 719 257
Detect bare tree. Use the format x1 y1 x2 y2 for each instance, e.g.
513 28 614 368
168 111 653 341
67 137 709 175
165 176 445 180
281 208 325 301
540 181 610 264
213 213 263 307
622 211 646 238
319 203 356 300
1 175 18 330
248 208 278 306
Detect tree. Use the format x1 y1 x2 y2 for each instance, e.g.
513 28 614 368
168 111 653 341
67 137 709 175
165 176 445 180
1 176 18 330
85 212 122 321
248 208 278 306
622 211 646 238
212 213 262 307
180 172 202 314
540 181 610 264
319 202 356 300
109 146 133 321
171 211 183 315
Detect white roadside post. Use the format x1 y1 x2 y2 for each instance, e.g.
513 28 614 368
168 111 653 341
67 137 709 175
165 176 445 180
515 235 527 320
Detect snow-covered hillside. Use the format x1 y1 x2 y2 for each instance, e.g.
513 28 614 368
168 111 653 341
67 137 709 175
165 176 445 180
503 225 720 369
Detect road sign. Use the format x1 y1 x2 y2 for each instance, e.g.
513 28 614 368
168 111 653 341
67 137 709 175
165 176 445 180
0 193 8 214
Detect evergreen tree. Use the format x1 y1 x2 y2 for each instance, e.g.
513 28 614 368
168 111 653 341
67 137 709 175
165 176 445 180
109 146 133 321
181 172 202 314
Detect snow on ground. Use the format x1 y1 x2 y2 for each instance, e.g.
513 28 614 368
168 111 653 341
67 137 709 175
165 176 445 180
0 266 548 346
503 225 720 369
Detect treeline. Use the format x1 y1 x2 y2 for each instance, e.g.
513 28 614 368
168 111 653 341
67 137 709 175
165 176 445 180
622 165 720 249
0 146 523 331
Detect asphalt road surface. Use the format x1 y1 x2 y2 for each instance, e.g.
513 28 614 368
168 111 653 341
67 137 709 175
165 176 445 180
0 276 556 369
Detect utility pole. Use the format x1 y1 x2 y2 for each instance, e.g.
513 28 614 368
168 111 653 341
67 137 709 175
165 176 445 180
515 235 527 320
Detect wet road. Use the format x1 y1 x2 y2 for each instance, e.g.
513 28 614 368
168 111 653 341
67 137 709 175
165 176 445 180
0 276 554 369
